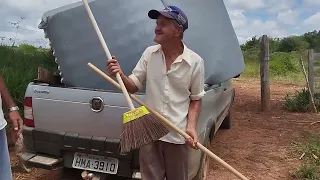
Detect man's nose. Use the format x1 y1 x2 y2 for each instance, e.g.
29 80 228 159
155 25 161 31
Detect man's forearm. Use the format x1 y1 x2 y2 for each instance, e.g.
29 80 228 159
187 99 202 129
120 74 139 94
0 76 16 109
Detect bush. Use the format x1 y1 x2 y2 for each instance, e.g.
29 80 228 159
284 88 320 112
242 61 260 78
241 51 304 81
0 45 56 110
269 52 301 76
242 50 259 63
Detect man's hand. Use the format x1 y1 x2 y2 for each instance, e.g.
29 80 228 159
186 126 199 149
106 56 124 77
9 111 23 136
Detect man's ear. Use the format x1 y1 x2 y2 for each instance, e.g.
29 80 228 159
175 25 183 37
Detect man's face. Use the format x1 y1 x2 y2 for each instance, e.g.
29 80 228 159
154 15 182 44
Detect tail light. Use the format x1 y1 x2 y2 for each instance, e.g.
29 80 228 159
24 97 34 127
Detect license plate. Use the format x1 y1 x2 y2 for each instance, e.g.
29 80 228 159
72 152 119 174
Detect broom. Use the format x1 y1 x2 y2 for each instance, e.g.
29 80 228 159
87 63 250 180
81 0 170 153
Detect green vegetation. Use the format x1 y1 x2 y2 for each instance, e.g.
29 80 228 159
240 30 320 113
241 30 320 53
0 44 56 110
291 132 320 180
292 165 320 180
240 30 320 83
284 89 320 112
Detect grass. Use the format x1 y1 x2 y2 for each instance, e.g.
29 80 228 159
0 44 56 109
292 165 320 180
284 88 320 112
241 51 306 84
291 132 320 180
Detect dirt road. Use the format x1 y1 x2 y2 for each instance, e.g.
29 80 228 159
9 78 320 180
208 78 319 180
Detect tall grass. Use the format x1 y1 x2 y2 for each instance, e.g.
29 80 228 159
0 44 56 109
241 50 306 82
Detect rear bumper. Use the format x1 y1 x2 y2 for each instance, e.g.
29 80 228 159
22 126 140 178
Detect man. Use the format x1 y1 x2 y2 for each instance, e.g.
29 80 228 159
0 76 24 180
106 5 205 180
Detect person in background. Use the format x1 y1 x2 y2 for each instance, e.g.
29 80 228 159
106 5 205 180
0 76 24 180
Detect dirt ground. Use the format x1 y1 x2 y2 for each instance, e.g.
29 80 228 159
208 78 319 180
9 78 320 180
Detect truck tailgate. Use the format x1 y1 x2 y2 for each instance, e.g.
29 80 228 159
29 83 144 139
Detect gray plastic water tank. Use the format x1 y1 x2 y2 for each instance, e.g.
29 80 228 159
38 0 245 91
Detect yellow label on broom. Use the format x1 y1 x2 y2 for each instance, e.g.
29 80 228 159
123 106 150 124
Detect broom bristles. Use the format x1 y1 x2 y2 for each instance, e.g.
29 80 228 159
120 113 170 153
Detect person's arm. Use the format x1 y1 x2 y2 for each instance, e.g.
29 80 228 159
187 99 202 131
106 56 139 94
0 76 23 135
186 59 206 149
107 49 149 94
0 76 16 109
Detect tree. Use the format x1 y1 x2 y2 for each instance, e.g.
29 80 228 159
241 36 261 51
303 30 320 51
278 36 309 52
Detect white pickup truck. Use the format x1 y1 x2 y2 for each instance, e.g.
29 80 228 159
20 0 245 179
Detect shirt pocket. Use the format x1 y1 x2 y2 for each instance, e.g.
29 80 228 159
168 71 191 90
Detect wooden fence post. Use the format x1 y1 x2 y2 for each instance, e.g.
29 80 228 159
260 35 270 112
308 49 315 104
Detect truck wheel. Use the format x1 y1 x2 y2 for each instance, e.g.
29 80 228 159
192 141 210 180
220 111 231 129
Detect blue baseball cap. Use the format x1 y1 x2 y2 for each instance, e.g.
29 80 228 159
148 5 188 31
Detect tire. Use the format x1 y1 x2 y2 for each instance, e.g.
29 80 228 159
192 141 210 180
220 111 231 129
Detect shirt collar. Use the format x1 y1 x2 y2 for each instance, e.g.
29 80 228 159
152 43 193 66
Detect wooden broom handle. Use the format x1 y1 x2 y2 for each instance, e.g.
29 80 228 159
87 63 249 180
82 0 135 110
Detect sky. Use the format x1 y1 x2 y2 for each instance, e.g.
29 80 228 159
0 0 320 48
